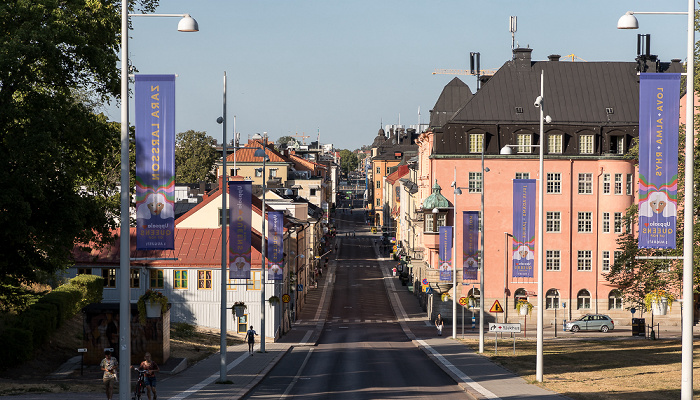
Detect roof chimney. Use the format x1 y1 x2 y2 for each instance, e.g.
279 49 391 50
548 54 561 62
513 47 533 69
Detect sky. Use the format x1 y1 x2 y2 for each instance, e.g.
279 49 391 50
103 0 692 151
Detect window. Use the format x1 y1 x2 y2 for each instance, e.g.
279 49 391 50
578 212 592 233
547 173 561 194
577 250 592 271
218 208 230 227
614 174 622 195
626 173 633 195
578 173 592 194
174 270 188 289
548 134 563 154
130 268 140 288
255 169 262 177
609 290 623 309
468 172 483 193
546 250 561 271
614 212 623 234
614 251 624 269
425 212 447 233
247 270 262 290
515 172 530 179
269 168 278 178
424 213 434 232
602 212 610 233
310 188 317 196
610 136 625 154
386 167 390 174
468 288 481 308
602 251 610 272
376 181 380 189
376 198 380 206
577 289 591 309
469 133 484 153
580 135 594 154
102 268 116 288
227 278 238 291
376 167 380 174
237 314 248 333
602 174 610 194
198 270 213 290
516 134 532 153
77 268 91 275
546 212 561 233
546 289 560 309
150 269 164 289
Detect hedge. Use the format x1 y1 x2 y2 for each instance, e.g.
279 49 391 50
0 328 33 369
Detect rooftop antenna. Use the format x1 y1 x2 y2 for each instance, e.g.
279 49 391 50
470 52 481 91
510 16 517 56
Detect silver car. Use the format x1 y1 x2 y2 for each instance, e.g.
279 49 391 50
566 314 615 333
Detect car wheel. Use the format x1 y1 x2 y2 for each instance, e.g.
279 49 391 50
571 325 580 332
601 325 609 333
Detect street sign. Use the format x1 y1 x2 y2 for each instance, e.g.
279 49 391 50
489 323 521 333
490 300 504 313
422 278 428 285
282 294 291 303
458 297 467 306
77 348 88 353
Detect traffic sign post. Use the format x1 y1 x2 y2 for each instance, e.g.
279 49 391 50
488 323 521 355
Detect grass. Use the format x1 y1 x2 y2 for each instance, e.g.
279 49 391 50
459 337 699 399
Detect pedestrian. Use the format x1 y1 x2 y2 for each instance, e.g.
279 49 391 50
245 326 257 355
137 352 159 400
435 313 444 336
100 350 118 400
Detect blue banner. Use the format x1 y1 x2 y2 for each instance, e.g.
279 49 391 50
135 75 176 250
462 211 479 281
513 180 535 278
638 73 680 249
439 226 452 282
229 181 252 279
267 211 284 280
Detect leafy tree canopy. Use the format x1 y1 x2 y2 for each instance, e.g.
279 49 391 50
175 130 217 183
339 149 359 174
0 0 158 309
276 135 297 149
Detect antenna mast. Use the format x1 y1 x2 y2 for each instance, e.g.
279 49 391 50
510 16 517 55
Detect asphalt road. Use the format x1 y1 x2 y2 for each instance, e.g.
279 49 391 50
243 209 471 400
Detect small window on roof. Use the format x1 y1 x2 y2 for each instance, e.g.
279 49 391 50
515 107 524 114
606 107 614 115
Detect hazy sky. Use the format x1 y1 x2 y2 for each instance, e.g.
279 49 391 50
103 0 691 150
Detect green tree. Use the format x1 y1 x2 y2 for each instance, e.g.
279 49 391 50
0 0 158 309
175 130 217 183
339 149 359 173
276 135 297 149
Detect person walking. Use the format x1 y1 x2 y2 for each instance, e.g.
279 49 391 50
245 326 257 355
100 350 118 400
435 313 444 336
138 352 159 400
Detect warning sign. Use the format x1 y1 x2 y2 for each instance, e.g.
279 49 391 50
490 300 504 313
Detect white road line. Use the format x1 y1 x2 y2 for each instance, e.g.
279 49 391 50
168 352 249 400
280 348 315 399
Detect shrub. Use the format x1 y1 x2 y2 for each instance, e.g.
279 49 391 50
172 322 197 338
0 328 33 369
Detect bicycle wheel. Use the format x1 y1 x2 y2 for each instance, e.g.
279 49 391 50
133 381 143 400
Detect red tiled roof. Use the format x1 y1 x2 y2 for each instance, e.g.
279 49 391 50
226 139 287 163
385 164 409 185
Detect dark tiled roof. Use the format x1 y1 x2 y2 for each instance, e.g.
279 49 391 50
429 77 473 128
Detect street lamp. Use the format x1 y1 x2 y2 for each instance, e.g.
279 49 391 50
254 146 270 352
618 7 695 398
119 4 197 398
503 232 513 324
216 73 228 382
500 69 549 383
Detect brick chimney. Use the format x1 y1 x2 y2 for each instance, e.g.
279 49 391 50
513 47 533 70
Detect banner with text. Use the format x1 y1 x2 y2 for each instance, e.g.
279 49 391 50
267 211 284 280
229 181 252 279
512 179 535 278
439 226 453 281
135 75 176 250
639 73 680 249
462 211 479 281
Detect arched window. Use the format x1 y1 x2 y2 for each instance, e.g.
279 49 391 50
546 289 560 309
608 290 623 310
577 289 591 309
514 288 528 309
468 288 481 308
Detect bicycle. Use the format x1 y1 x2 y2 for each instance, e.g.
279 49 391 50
132 368 147 400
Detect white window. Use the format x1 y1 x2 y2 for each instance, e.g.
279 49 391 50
516 134 532 154
515 172 530 179
255 169 262 177
546 289 560 309
615 136 625 154
577 289 591 309
626 173 633 195
578 212 592 233
548 134 563 154
602 212 610 233
546 211 561 233
614 250 623 266
614 212 623 234
614 173 622 195
603 174 610 194
546 250 561 271
547 173 561 194
469 134 484 153
577 250 592 271
609 290 623 309
270 168 278 178
602 251 610 272
468 172 483 193
578 173 592 194
580 135 594 154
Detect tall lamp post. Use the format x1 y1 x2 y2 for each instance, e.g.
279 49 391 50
451 168 461 339
119 5 197 399
216 72 227 382
500 69 550 382
618 7 695 398
254 146 270 352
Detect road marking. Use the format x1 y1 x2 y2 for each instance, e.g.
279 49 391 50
169 351 249 400
280 348 315 399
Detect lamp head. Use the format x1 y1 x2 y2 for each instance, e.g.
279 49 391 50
617 12 639 29
500 145 513 155
177 14 199 32
544 115 552 124
534 96 543 108
216 116 224 124
454 187 462 195
432 208 439 214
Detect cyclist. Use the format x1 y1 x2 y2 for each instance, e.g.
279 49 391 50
138 352 159 400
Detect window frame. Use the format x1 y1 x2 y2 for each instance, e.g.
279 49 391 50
174 270 188 290
130 268 140 289
580 135 594 154
602 173 610 194
516 134 532 154
614 173 623 195
150 269 164 289
247 270 262 291
546 250 561 271
547 173 561 194
197 270 213 290
468 172 483 193
469 133 484 154
602 250 610 272
548 134 563 154
578 173 593 194
577 250 592 271
602 212 610 233
577 211 592 233
102 268 116 288
546 211 561 233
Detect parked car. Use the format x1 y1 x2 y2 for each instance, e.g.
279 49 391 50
566 314 615 333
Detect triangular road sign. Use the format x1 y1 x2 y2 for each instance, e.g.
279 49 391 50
490 300 504 313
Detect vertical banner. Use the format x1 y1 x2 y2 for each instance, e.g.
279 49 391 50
135 75 176 250
462 211 479 281
267 211 284 280
638 73 680 249
438 226 453 282
229 181 252 279
512 179 535 278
